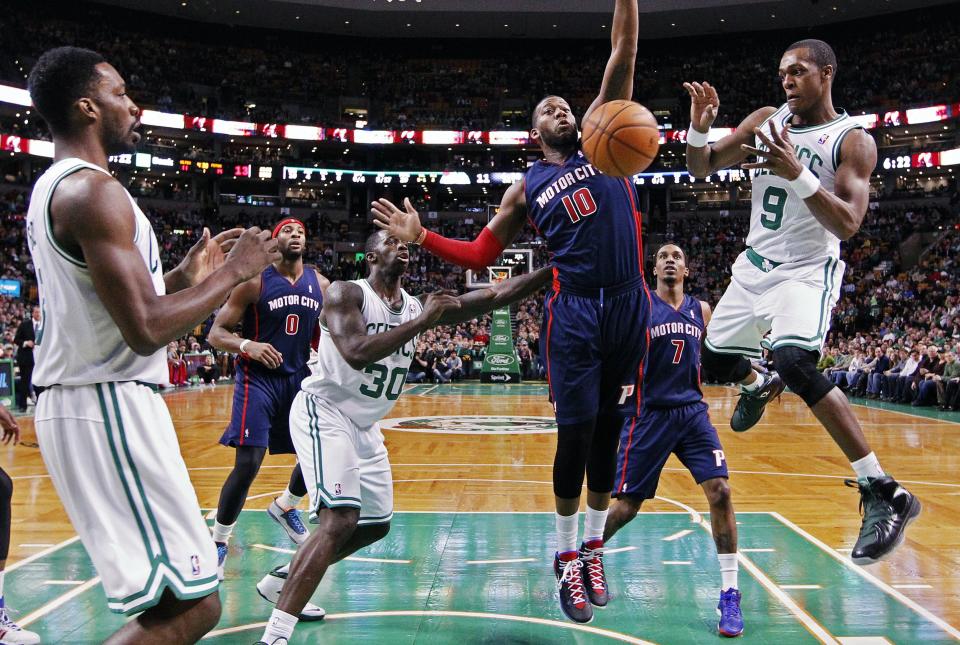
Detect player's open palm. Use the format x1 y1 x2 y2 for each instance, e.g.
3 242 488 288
421 291 461 326
370 197 423 243
180 227 244 286
683 81 719 133
226 227 281 282
0 405 20 445
246 341 283 369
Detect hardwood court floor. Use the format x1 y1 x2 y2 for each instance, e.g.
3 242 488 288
3 383 959 643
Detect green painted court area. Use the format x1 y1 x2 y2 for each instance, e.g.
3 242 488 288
7 512 957 643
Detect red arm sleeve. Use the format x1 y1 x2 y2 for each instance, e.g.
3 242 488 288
420 226 505 272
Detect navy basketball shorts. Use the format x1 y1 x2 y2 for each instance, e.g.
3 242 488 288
220 366 309 454
614 401 729 499
541 278 652 425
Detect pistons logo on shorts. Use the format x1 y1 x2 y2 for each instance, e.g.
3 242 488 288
335 483 342 496
191 554 201 576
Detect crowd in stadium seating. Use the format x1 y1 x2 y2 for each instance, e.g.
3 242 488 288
2 1 958 135
1 175 957 408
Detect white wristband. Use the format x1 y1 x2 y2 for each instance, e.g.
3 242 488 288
789 166 821 199
686 125 710 148
239 339 251 354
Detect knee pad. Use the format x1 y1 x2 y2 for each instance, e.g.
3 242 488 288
701 345 753 383
773 346 835 406
553 420 595 499
0 468 10 502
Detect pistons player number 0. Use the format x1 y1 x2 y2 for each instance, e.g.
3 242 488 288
285 314 299 335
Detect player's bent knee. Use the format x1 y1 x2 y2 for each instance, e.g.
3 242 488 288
702 477 732 508
773 346 835 407
701 345 753 383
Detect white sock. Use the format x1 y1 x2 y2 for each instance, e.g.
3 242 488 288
260 608 298 643
211 520 235 544
0 569 5 599
556 511 579 555
276 563 290 575
718 552 739 591
584 506 608 543
741 371 765 392
851 451 885 482
276 489 303 511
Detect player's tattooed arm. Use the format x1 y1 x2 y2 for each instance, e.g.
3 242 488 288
323 282 459 370
438 266 553 325
684 99 776 178
585 0 638 122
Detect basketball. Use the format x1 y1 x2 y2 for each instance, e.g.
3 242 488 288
581 100 660 177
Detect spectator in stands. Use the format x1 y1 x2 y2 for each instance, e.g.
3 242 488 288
196 354 220 387
167 341 188 386
912 346 944 406
938 351 960 411
887 348 922 403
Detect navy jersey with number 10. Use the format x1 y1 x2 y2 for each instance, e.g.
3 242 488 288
524 150 644 289
644 292 705 407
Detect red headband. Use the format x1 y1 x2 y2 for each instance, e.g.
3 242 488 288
272 218 305 238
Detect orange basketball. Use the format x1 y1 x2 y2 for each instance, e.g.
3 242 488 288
581 100 660 177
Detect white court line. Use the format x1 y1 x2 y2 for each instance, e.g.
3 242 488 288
604 546 638 554
653 495 702 524
781 584 823 590
836 638 893 645
44 580 86 586
418 385 439 396
466 557 536 565
7 536 80 572
741 548 776 553
18 543 55 548
892 584 933 590
662 529 693 541
251 543 411 564
19 577 100 627
662 561 692 565
244 489 284 502
203 610 657 644
772 512 960 640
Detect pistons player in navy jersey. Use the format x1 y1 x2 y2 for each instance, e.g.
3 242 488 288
371 0 646 624
603 243 743 637
207 218 330 588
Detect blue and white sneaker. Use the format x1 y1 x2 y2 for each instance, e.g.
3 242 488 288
215 542 228 581
0 608 41 644
256 565 326 621
717 588 744 637
267 500 309 545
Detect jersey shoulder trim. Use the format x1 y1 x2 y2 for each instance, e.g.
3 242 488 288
43 163 98 268
831 123 865 169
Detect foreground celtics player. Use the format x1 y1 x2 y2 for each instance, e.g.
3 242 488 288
254 230 550 644
684 39 920 564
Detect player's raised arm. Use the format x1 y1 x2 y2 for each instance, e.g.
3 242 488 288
584 0 639 123
322 281 460 370
164 226 243 293
683 81 776 178
370 181 527 271
742 124 876 240
54 171 280 355
438 266 553 325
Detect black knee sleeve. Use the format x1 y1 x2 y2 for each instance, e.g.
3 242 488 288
0 468 11 560
701 345 753 383
553 419 595 499
216 446 267 525
585 414 622 494
288 462 307 497
773 346 835 406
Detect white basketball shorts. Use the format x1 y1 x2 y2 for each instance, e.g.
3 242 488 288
35 381 219 615
705 249 845 358
289 390 393 526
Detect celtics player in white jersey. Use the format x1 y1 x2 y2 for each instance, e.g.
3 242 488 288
683 39 920 565
26 47 280 643
254 229 551 644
